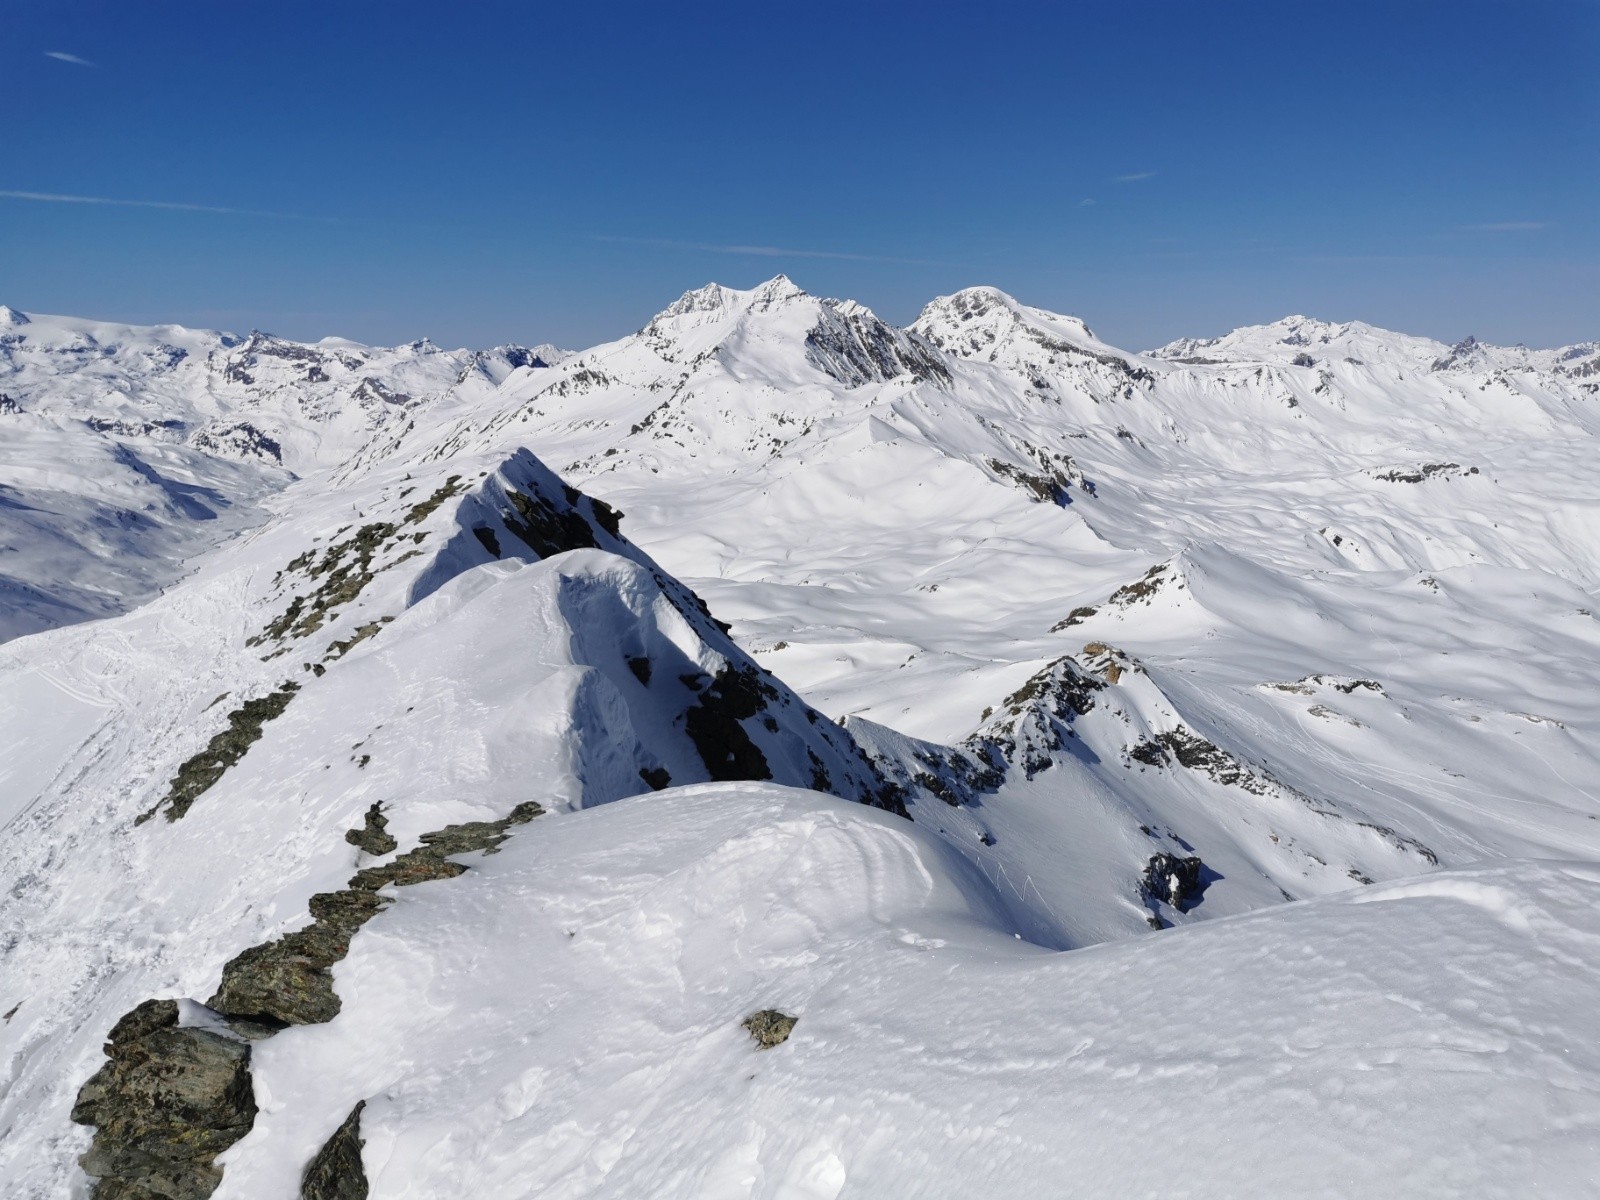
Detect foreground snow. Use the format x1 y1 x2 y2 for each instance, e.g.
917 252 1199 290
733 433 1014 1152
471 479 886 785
225 786 1600 1198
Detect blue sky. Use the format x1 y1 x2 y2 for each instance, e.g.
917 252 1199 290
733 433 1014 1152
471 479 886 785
5 1 1596 350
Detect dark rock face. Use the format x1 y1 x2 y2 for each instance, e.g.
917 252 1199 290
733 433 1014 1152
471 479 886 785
138 683 301 823
684 666 775 783
1142 853 1208 914
72 1000 257 1200
969 656 1104 779
803 305 951 388
501 486 602 559
344 802 397 856
301 1101 368 1200
742 1009 798 1049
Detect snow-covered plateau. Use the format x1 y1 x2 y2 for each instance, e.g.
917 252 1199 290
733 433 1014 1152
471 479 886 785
2 279 1598 1197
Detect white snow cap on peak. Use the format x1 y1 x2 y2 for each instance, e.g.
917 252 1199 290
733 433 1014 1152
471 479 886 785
918 286 1095 336
658 274 809 321
0 305 30 326
751 273 806 304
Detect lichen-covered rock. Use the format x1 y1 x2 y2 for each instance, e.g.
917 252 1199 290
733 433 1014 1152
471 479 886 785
301 1100 368 1200
72 1000 256 1200
137 683 301 823
742 1009 798 1049
344 802 397 856
210 800 548 1026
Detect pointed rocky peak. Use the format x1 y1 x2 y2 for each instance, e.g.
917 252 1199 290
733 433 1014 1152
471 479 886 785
1431 335 1489 372
0 305 30 327
748 273 808 310
966 655 1108 780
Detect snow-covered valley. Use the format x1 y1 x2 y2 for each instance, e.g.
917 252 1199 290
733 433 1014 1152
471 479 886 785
3 279 1599 1197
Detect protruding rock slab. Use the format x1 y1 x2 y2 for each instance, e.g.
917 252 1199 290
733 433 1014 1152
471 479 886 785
72 999 257 1200
301 1100 369 1200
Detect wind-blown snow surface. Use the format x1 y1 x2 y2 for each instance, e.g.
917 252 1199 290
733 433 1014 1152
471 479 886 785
3 281 1600 1196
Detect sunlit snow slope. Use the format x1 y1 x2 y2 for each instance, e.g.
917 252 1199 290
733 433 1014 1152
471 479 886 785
2 280 1599 1198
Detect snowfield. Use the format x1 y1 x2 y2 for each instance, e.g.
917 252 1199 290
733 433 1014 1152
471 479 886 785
2 279 1598 1197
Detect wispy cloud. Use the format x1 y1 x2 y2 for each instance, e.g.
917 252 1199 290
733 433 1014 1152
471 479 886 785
45 51 95 66
1078 198 1096 207
0 189 333 221
1459 221 1548 232
592 234 934 265
1113 171 1157 183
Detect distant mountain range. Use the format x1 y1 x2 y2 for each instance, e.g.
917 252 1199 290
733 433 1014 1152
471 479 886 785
3 280 1598 1198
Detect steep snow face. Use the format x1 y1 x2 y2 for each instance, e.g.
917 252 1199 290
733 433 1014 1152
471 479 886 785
0 443 899 1197
0 309 554 640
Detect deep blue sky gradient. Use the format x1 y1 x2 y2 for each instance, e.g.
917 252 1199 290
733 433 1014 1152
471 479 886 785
5 1 1596 350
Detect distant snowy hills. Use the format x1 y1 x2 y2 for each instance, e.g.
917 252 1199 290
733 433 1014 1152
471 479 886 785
3 281 1599 1197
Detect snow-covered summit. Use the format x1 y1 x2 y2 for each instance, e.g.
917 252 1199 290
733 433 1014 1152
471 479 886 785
913 286 1156 391
1150 314 1450 369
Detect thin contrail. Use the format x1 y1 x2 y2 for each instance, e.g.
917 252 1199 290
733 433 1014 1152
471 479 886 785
0 190 334 221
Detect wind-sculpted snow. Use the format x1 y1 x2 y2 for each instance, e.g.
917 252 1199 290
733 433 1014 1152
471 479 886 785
205 791 1600 1197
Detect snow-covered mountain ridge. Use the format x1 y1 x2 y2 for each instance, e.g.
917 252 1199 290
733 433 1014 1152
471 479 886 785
4 280 1600 1197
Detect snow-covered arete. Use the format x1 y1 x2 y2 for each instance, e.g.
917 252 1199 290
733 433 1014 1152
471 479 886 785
2 279 1599 1196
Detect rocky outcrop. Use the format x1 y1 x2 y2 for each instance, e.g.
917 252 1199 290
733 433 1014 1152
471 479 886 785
301 1101 368 1200
1142 853 1208 915
209 801 546 1026
138 683 301 823
742 1009 798 1049
71 1000 257 1200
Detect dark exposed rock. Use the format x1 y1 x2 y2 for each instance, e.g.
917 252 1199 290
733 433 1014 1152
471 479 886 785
1142 853 1208 913
472 526 502 557
210 801 547 1027
803 305 951 388
72 1000 256 1200
742 1009 798 1049
1128 739 1169 767
1050 605 1098 631
683 665 775 782
300 1101 368 1200
1374 462 1478 484
323 620 389 663
190 421 282 464
1108 563 1171 607
639 766 671 791
138 683 301 823
501 487 601 559
626 655 652 685
967 656 1104 779
344 802 397 856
